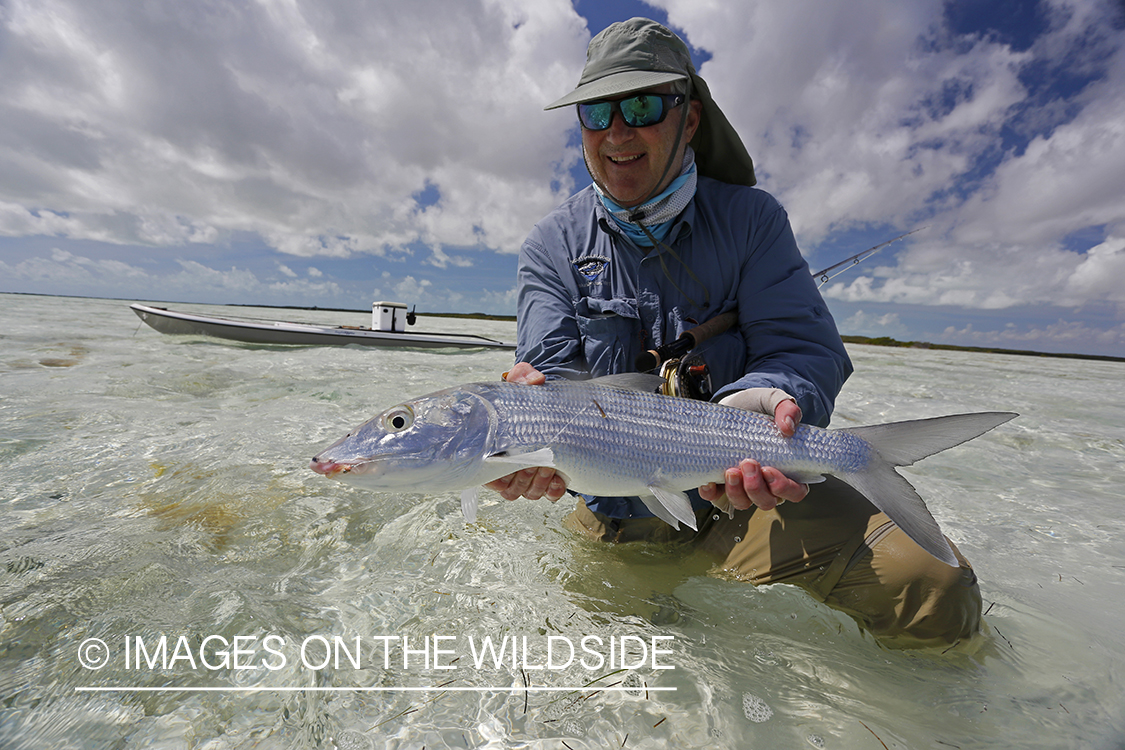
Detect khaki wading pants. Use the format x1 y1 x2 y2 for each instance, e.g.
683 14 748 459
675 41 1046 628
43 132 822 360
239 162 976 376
564 477 982 648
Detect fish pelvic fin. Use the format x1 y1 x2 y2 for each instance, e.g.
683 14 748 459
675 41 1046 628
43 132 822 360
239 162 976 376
460 487 479 523
848 412 1017 467
644 485 699 532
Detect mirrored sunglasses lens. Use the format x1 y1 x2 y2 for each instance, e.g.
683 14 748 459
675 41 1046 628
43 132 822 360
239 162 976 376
578 102 613 130
620 95 663 127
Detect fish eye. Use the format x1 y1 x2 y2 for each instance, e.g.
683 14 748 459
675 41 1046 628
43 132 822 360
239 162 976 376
382 406 414 433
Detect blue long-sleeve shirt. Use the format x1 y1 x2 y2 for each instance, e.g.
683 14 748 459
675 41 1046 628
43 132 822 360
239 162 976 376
515 177 853 519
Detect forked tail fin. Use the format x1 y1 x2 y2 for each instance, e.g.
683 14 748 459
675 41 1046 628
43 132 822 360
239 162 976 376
849 412 1018 467
838 412 1017 566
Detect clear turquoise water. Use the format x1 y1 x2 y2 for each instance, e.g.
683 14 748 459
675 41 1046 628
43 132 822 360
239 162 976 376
1 293 1123 749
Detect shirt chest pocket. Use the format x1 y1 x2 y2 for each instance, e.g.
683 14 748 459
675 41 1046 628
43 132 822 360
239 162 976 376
574 297 640 376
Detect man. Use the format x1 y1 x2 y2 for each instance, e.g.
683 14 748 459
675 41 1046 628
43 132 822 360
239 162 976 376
488 18 981 647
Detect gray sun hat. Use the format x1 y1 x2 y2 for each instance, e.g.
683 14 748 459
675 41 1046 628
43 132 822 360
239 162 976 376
546 18 756 187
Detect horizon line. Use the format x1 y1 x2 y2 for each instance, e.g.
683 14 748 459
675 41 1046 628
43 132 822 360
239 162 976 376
3 289 1122 362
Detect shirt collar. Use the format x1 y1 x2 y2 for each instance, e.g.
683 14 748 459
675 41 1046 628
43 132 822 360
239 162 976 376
593 189 695 247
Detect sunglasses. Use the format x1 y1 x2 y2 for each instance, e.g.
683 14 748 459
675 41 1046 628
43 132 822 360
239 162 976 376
577 93 685 131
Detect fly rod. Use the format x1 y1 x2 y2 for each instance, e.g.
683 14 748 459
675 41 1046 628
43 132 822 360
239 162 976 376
635 228 926 372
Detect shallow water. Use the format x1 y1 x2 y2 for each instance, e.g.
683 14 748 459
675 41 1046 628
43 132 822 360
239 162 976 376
1 293 1123 749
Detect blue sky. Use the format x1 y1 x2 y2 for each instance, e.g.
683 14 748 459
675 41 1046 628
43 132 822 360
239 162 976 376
2 0 1124 357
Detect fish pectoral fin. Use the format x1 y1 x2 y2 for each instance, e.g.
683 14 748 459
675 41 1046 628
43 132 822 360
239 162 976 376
482 448 572 492
644 485 699 532
460 487 479 523
483 447 557 469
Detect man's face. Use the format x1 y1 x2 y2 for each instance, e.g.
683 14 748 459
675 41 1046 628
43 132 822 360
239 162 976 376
581 85 702 209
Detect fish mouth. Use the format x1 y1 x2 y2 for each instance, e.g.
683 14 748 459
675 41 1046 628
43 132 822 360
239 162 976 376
309 457 352 477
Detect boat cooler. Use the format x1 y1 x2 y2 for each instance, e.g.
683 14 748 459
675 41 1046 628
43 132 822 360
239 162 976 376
372 301 408 332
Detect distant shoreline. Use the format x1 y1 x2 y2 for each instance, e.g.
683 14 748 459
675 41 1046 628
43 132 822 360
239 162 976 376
839 335 1125 364
4 290 1123 363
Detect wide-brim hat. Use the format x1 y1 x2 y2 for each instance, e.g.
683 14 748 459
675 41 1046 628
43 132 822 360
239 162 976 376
546 18 756 187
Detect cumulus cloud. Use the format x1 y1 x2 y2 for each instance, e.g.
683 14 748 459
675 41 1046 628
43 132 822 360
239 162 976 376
821 237 1061 309
392 276 433 300
656 0 1028 235
939 319 1125 354
2 0 1124 351
0 247 344 303
480 285 519 311
822 231 1125 312
425 245 475 269
367 273 466 310
840 309 911 339
0 0 586 257
1063 236 1125 305
655 0 1125 321
951 93 1125 249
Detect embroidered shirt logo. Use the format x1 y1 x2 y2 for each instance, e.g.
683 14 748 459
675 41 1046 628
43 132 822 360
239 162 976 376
573 255 610 281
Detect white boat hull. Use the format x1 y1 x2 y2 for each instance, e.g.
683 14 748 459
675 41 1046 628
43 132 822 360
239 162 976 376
130 304 515 350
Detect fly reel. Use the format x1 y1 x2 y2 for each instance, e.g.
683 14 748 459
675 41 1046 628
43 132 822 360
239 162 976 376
657 353 713 401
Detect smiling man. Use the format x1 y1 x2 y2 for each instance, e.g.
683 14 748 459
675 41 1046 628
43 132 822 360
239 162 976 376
490 18 982 647
580 84 699 209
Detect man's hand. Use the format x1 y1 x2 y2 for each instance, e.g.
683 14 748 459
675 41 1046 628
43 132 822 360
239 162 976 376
501 361 547 386
698 390 809 511
486 466 568 502
484 363 568 502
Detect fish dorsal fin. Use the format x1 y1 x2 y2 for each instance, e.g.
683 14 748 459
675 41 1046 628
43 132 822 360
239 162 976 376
587 373 664 393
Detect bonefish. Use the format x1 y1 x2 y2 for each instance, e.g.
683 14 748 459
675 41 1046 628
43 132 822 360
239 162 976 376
310 374 1016 566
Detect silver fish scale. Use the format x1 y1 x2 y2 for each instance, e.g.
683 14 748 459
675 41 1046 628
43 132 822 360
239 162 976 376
472 382 872 487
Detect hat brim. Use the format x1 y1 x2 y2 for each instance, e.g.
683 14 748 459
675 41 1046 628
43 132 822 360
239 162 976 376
544 70 687 110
